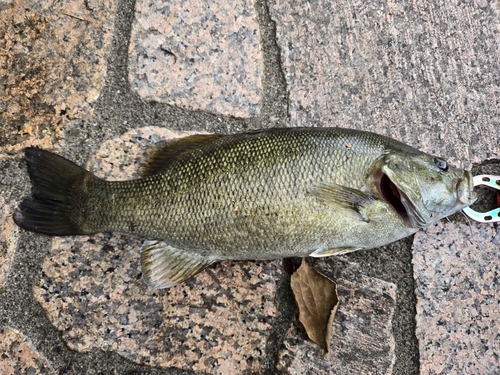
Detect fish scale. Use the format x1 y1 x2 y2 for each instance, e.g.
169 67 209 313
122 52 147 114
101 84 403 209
13 127 475 288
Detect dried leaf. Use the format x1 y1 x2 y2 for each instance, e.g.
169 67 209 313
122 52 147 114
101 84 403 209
290 259 339 355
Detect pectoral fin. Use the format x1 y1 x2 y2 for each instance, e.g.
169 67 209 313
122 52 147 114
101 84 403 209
140 240 217 289
310 182 374 222
310 247 362 257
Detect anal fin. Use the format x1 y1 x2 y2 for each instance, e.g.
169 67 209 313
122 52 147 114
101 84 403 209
310 247 362 257
140 240 217 289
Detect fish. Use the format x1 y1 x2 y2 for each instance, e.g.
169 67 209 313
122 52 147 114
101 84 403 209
13 127 476 289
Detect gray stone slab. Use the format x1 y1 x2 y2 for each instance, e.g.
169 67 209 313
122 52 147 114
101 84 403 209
277 257 396 375
268 0 500 168
128 0 263 118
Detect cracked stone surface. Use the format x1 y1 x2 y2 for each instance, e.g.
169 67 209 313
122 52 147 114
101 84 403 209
129 0 263 118
33 127 281 374
268 0 500 169
277 257 396 375
0 0 116 153
0 327 56 375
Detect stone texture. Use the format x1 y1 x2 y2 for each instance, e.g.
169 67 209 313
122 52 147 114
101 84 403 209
277 257 396 375
33 127 281 374
268 0 500 169
0 0 116 153
0 194 18 289
413 221 500 375
0 153 25 289
129 0 263 118
0 327 56 375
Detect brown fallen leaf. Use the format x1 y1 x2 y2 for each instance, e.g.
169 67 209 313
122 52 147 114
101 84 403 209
290 258 339 355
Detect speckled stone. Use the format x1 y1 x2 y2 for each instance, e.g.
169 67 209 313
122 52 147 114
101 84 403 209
412 221 500 375
0 153 25 290
0 0 116 153
33 127 281 374
268 0 500 168
277 257 396 375
128 0 263 118
0 327 56 375
0 194 18 289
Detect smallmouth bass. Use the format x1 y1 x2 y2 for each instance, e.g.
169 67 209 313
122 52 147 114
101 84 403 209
13 127 475 288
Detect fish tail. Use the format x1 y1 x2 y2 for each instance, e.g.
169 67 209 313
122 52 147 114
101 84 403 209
13 147 97 236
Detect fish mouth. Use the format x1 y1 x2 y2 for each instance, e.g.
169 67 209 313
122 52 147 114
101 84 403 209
378 173 411 224
457 172 476 206
378 172 477 228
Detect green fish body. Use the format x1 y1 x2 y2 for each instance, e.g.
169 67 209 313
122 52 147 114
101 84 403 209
14 128 475 288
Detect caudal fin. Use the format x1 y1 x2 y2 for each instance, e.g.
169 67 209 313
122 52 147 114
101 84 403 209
13 147 94 236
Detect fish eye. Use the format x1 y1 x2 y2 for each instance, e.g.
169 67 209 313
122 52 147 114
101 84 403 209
434 158 448 172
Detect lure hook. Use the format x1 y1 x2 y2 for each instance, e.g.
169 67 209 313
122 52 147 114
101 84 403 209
462 175 500 223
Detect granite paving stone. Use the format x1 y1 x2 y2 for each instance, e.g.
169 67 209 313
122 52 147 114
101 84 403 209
0 327 57 375
412 221 500 375
0 0 116 154
129 0 263 118
268 0 500 168
0 195 18 289
33 127 281 374
277 257 397 375
2 0 500 373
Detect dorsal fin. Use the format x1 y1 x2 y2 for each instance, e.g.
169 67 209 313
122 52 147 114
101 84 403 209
142 134 225 177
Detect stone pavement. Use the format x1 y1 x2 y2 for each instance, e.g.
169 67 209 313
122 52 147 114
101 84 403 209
1 0 499 374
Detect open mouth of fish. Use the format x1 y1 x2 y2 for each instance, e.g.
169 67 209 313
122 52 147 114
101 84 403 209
377 172 475 228
378 173 411 223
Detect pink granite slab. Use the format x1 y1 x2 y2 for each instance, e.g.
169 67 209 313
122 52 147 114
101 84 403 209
129 0 263 118
413 221 500 374
0 327 56 375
